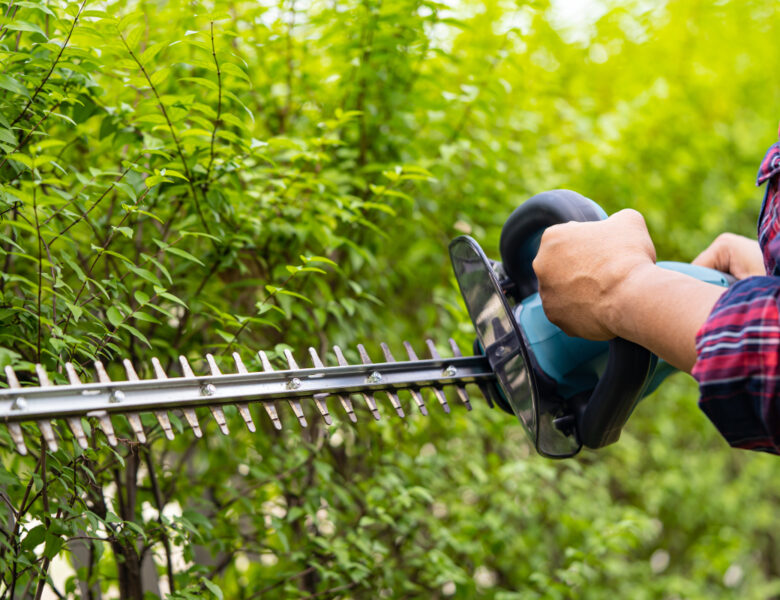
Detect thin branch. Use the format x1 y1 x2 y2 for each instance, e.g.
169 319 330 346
118 29 212 237
45 165 132 237
204 21 222 185
32 184 42 361
224 268 298 352
0 101 61 172
250 566 317 599
61 187 151 336
143 449 176 592
10 0 88 127
32 439 51 600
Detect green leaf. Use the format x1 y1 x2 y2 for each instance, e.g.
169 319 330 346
0 128 17 146
22 525 46 550
164 246 204 266
112 226 133 238
3 21 47 38
145 175 173 188
106 306 123 328
201 578 224 600
66 302 83 323
0 75 30 98
119 323 151 348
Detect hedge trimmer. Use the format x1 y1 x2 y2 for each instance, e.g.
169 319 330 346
0 191 732 458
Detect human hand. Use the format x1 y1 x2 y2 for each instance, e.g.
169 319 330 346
692 233 765 279
532 209 657 340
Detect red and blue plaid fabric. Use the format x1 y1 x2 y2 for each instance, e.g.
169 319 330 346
692 134 780 454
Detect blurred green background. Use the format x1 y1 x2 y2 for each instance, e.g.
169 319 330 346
1 0 780 598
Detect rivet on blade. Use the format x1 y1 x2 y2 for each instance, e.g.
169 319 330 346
384 342 427 416
262 350 307 428
310 347 354 424
358 343 404 418
238 352 282 430
425 339 451 413
153 357 199 438
336 345 380 420
201 355 229 435
447 338 473 410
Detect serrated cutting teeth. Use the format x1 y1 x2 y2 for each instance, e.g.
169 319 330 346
383 343 427 416
447 338 473 411
358 344 404 418
206 353 256 433
310 347 356 423
234 352 282 430
334 345 380 420
260 350 307 428
64 363 89 449
126 359 174 441
33 364 58 451
424 340 452 414
196 355 228 435
152 357 199 438
0 340 492 454
284 350 332 425
405 341 449 413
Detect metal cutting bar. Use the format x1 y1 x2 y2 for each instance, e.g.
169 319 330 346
0 356 494 423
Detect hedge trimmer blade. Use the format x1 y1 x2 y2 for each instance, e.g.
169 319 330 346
0 339 493 455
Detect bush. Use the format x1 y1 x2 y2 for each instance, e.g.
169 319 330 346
1 0 779 597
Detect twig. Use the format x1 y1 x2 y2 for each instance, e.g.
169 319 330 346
204 21 222 186
32 185 42 361
0 101 61 172
224 269 298 352
118 30 212 237
32 439 51 600
46 166 132 240
251 565 317 598
10 0 88 127
61 187 151 336
143 448 176 592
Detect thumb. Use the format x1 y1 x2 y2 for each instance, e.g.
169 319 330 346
692 243 729 273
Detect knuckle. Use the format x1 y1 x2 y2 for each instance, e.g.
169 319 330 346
622 208 647 227
714 232 734 245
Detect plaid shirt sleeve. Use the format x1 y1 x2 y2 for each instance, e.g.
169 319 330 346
691 138 780 454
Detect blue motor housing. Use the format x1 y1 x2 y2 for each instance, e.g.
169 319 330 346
515 261 732 402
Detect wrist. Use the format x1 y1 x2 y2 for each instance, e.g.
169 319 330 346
603 261 661 340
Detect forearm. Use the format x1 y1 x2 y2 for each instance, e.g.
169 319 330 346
607 264 728 372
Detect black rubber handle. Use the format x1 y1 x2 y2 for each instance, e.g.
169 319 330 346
499 190 652 449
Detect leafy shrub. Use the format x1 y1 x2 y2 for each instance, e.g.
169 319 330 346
1 0 779 598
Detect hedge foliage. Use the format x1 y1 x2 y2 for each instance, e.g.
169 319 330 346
1 0 779 598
